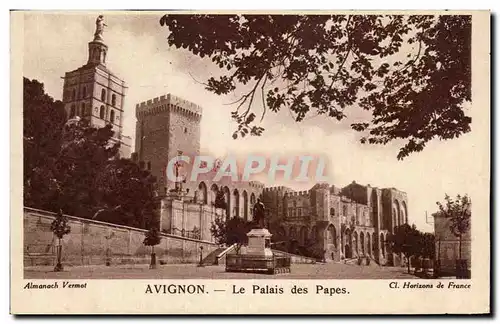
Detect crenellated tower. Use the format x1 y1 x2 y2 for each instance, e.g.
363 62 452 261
134 94 202 192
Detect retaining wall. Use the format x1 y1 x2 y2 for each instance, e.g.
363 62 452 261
23 207 218 267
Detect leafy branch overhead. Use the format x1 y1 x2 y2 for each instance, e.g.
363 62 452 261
160 14 471 159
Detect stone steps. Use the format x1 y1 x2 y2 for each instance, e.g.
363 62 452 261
200 247 227 266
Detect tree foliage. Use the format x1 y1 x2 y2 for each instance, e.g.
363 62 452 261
143 226 162 247
387 223 421 273
213 189 227 209
388 223 436 273
418 232 435 260
23 78 67 209
435 193 471 259
210 216 227 245
55 118 119 216
23 77 157 229
210 216 253 247
50 209 71 240
436 194 471 238
93 158 157 228
160 14 471 159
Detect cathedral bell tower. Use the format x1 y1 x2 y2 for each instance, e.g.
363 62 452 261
87 15 108 65
61 15 132 158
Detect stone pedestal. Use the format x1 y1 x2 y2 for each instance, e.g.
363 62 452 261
226 228 291 274
245 228 273 257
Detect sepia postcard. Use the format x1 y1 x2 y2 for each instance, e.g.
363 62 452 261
10 10 490 314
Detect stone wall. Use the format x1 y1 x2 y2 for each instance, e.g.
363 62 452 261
271 250 317 264
159 197 223 241
24 207 218 267
434 212 472 275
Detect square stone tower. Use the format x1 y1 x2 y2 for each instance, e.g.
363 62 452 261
61 15 131 158
135 94 202 192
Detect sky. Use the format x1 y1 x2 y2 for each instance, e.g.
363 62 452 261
21 12 486 233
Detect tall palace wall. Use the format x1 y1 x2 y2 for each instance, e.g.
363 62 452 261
24 207 218 267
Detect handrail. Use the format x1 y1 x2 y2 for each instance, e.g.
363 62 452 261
217 243 237 259
215 243 238 265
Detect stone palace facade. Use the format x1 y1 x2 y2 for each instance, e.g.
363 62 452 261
262 182 409 264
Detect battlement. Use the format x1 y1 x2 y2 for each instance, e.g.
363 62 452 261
287 190 310 198
311 183 330 190
135 94 203 120
263 186 294 193
249 181 265 189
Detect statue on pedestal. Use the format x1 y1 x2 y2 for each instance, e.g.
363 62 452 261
94 15 107 41
252 198 266 229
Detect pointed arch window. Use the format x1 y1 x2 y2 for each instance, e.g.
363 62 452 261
110 110 115 123
100 105 105 119
111 94 116 106
101 89 106 102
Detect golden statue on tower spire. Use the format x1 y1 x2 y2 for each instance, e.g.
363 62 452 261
93 15 107 42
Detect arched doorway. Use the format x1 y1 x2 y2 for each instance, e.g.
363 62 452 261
299 227 308 245
372 233 377 255
242 190 249 221
394 200 400 229
210 184 218 205
367 233 371 256
332 225 337 248
233 189 240 218
223 186 231 218
326 224 336 246
360 232 365 255
250 193 256 219
344 228 352 259
402 201 408 224
198 182 207 204
310 226 318 243
345 244 352 259
371 190 379 228
353 231 359 256
380 233 385 257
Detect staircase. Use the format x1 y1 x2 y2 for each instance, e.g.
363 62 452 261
200 244 237 266
200 247 226 266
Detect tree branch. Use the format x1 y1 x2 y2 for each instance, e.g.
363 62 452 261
329 16 353 90
260 73 268 122
188 72 209 87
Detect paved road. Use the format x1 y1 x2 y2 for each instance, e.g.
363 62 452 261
25 262 418 280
